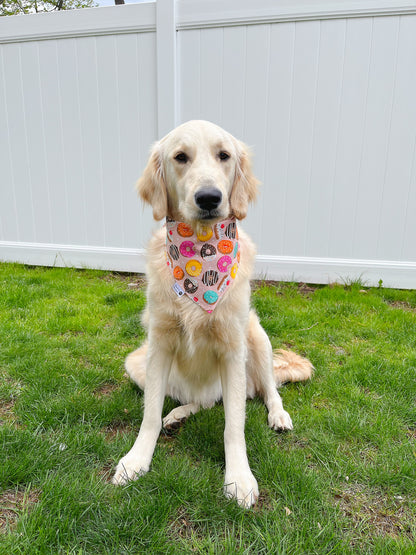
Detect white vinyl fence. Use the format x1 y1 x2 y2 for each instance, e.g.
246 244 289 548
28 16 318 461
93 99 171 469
1 0 416 288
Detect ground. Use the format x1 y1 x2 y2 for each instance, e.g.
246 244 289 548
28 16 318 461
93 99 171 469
0 263 415 553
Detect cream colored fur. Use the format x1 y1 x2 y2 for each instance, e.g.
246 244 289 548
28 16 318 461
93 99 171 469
112 120 313 508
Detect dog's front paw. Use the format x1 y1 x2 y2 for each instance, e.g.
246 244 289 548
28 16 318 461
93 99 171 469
224 471 259 509
268 408 293 431
111 456 149 486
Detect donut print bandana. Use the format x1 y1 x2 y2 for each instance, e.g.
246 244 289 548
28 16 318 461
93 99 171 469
165 216 240 313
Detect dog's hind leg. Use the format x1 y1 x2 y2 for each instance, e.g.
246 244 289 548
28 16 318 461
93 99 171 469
163 403 200 430
124 343 148 390
246 311 293 431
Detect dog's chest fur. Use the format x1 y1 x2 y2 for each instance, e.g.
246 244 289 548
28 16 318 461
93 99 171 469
143 227 256 387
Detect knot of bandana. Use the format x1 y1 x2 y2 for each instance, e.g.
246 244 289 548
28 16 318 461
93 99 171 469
165 216 240 313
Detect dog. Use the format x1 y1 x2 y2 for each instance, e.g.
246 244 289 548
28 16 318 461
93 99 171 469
112 120 313 508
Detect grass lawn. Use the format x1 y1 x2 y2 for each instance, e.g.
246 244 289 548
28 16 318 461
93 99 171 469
0 262 415 554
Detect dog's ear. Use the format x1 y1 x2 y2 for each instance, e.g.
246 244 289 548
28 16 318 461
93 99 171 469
136 143 168 221
230 141 260 220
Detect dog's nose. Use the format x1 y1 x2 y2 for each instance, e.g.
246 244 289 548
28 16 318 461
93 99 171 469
194 188 222 211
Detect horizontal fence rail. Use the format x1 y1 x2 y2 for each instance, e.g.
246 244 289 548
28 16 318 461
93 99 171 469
1 0 416 288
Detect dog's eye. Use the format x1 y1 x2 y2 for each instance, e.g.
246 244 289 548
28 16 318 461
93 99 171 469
218 151 230 161
174 152 188 164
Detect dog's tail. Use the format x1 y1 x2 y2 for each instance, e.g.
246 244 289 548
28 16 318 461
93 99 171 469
273 349 314 386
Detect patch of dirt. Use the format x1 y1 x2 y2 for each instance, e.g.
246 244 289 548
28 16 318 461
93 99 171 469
78 356 94 369
386 300 416 313
251 278 283 291
169 506 202 542
297 282 317 297
125 277 147 290
100 272 147 289
291 437 310 449
0 488 40 534
253 491 274 512
312 397 332 410
0 400 15 422
93 383 119 399
362 387 383 401
334 483 414 541
97 462 115 483
251 279 318 295
101 421 134 440
0 399 22 429
406 429 416 441
280 340 295 350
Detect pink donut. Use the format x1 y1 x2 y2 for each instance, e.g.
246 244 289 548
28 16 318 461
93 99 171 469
217 255 232 273
180 240 196 258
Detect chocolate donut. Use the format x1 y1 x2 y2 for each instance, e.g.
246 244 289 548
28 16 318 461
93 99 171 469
202 270 219 286
225 222 236 239
200 243 216 260
169 244 180 260
184 277 198 294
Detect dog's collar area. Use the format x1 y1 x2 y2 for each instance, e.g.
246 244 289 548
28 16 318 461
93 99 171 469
165 216 240 313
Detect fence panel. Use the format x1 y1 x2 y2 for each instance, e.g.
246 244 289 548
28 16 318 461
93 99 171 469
1 0 416 287
0 4 158 270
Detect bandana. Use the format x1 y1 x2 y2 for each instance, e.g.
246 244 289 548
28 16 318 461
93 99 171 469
165 216 240 313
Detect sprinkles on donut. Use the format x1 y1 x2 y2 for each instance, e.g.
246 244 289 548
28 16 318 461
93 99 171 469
218 239 233 254
180 241 196 258
177 223 194 237
217 255 232 273
214 222 226 240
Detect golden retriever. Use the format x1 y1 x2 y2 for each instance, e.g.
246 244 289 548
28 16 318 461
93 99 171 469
112 120 313 508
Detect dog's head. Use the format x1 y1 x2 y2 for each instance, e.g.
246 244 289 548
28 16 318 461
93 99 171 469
137 120 259 224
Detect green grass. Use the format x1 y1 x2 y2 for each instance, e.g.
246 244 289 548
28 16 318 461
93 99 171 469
0 263 415 554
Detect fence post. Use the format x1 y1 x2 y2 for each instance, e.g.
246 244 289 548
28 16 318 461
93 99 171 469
156 0 177 138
